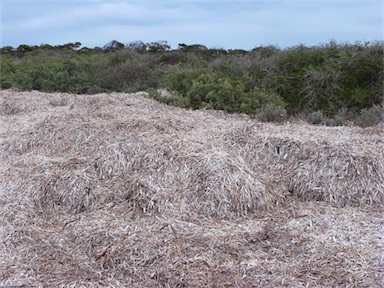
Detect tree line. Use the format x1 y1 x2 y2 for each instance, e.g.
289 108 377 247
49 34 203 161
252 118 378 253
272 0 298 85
1 40 383 126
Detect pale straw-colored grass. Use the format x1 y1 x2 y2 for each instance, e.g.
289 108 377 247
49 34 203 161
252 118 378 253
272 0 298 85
1 90 383 287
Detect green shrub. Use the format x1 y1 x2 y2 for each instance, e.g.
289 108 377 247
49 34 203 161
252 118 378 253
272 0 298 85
186 73 246 111
307 110 326 125
165 64 288 116
0 56 15 89
1 40 382 124
185 72 286 115
358 104 384 127
210 56 250 79
257 103 287 122
327 108 348 126
300 65 342 112
166 66 209 96
305 108 350 127
249 88 286 107
116 57 163 91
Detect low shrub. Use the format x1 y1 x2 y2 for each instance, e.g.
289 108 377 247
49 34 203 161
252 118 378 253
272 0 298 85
256 103 287 122
307 110 326 125
358 104 384 127
326 108 348 126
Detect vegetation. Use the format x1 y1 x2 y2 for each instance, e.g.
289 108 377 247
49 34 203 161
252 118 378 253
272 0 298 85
1 40 383 126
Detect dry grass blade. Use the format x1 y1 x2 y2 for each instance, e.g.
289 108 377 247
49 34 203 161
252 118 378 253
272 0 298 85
1 90 383 287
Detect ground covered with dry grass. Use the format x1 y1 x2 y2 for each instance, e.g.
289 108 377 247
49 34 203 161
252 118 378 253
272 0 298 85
1 90 383 287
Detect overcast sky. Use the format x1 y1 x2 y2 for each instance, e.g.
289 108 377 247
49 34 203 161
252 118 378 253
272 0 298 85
1 0 382 50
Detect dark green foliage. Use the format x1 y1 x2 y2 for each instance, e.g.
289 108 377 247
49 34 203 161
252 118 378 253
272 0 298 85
1 40 382 126
166 67 286 114
186 74 243 111
8 54 95 93
1 48 167 94
0 55 15 89
249 41 383 119
166 66 209 96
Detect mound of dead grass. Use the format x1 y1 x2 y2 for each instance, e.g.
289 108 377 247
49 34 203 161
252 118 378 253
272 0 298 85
1 90 383 287
225 124 384 206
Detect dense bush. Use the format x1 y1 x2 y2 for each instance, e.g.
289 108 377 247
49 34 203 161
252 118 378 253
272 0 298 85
165 67 286 114
1 40 382 126
0 48 167 94
245 41 383 118
0 55 15 89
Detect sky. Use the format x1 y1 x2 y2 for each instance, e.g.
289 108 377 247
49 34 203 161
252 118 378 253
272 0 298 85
1 0 382 50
